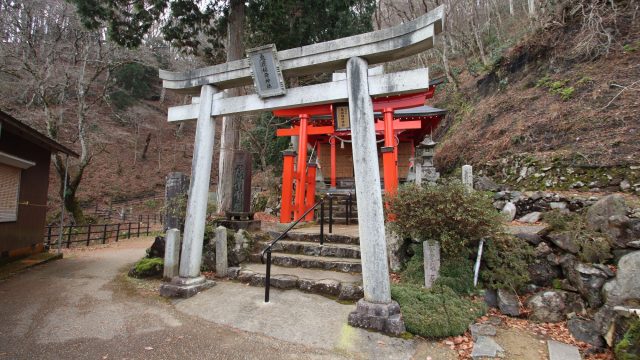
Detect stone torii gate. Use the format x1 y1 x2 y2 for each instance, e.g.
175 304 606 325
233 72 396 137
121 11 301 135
159 6 444 335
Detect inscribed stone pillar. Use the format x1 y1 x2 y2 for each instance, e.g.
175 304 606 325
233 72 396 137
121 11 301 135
164 172 188 231
179 84 218 278
215 226 228 277
423 240 441 289
346 57 404 335
164 229 180 280
462 165 474 192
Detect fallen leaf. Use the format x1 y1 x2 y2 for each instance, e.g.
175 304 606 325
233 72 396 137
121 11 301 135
144 347 153 351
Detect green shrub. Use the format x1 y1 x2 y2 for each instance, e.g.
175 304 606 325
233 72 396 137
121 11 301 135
391 284 486 338
387 181 503 257
389 181 531 290
615 319 640 360
482 234 533 290
400 244 474 295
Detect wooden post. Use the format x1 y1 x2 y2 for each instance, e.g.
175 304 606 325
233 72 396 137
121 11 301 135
115 223 121 242
146 220 150 235
86 224 92 246
294 114 309 219
280 150 296 223
382 108 398 196
102 224 108 244
127 222 132 239
66 226 72 248
137 222 140 237
47 226 52 245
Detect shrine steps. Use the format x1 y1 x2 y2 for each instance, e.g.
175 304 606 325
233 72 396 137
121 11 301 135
233 230 364 300
228 263 364 300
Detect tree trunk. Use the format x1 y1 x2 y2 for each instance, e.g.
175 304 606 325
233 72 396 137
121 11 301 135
509 0 515 15
141 132 152 160
471 16 489 67
217 0 245 214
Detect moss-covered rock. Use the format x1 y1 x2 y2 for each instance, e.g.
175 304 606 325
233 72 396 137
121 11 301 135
128 257 164 278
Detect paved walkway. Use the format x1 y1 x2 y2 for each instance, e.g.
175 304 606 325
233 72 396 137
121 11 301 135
0 238 341 359
0 237 455 359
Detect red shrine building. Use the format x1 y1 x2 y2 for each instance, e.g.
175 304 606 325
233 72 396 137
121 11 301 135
275 79 446 224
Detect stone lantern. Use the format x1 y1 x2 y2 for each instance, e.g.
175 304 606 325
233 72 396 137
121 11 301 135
414 135 440 185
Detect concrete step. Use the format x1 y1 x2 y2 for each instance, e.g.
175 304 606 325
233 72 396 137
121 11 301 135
228 263 363 301
547 340 581 360
250 253 362 273
268 231 360 245
258 240 361 259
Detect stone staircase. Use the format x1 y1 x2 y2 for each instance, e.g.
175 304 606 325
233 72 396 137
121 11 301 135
228 230 364 301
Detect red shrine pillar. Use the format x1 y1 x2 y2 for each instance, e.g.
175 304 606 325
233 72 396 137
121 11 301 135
381 108 398 195
294 114 310 219
330 136 337 188
280 150 297 223
305 163 317 221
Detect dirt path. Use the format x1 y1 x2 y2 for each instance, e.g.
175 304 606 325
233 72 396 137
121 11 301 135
0 237 343 359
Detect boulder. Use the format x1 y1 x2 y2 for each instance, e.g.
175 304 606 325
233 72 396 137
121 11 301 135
567 319 606 348
516 232 544 245
561 256 609 308
603 251 640 306
497 289 520 316
475 176 501 191
518 212 542 223
527 290 567 322
534 242 553 257
502 202 517 222
547 231 580 254
148 236 165 258
528 259 561 286
484 288 498 308
586 194 628 237
564 291 587 316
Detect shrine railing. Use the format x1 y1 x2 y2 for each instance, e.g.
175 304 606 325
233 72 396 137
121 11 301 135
261 197 326 303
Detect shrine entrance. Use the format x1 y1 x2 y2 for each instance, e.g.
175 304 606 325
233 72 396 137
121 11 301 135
275 86 446 223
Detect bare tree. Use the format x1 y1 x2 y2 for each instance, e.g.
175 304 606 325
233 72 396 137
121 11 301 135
0 0 131 223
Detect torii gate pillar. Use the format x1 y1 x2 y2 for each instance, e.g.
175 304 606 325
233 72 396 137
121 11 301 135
160 85 216 298
345 57 405 335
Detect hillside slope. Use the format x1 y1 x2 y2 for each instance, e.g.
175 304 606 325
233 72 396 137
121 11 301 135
434 5 640 191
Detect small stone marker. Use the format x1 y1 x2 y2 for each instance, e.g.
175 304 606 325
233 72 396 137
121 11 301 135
462 165 473 192
215 226 228 277
423 240 440 288
547 340 582 360
163 229 180 280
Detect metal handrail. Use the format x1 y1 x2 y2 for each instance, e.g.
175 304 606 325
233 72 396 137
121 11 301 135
261 197 326 303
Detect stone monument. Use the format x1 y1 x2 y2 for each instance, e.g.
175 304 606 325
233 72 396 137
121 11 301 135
164 172 188 231
217 150 261 231
423 240 440 288
414 136 440 185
